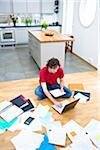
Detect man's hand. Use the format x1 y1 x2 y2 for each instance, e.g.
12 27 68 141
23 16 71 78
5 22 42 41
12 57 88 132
61 87 64 93
54 101 62 108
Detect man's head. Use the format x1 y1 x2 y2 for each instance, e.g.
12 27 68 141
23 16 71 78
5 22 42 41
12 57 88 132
46 58 60 74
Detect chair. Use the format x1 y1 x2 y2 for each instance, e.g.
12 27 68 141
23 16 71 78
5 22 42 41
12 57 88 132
65 35 74 53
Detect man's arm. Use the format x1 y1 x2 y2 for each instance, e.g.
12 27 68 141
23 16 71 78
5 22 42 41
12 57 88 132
60 77 65 92
41 82 62 107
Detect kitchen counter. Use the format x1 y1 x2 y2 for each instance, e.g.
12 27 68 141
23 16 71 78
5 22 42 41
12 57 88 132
0 23 61 28
28 30 73 43
28 30 74 68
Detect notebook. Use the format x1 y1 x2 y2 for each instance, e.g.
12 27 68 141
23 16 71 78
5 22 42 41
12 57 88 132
49 89 66 98
10 95 29 108
52 99 79 114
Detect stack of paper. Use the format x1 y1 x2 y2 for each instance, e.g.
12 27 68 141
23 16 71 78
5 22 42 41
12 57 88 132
0 101 12 113
0 105 23 122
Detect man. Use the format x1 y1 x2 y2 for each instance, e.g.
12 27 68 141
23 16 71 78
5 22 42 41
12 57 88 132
35 58 72 107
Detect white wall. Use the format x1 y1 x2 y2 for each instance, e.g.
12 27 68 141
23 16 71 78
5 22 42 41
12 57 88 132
62 0 74 34
72 0 100 69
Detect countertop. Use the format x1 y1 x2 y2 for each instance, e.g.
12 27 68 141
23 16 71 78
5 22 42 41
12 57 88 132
0 23 61 28
28 30 74 43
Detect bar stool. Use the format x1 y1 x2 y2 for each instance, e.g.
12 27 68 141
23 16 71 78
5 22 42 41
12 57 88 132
65 35 74 53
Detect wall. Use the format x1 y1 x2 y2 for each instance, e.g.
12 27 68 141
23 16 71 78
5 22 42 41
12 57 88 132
62 0 74 34
72 0 100 69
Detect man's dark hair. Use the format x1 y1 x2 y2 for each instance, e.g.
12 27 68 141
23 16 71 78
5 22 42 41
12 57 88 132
46 58 60 68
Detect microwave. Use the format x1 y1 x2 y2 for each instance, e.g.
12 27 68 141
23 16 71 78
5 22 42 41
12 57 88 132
0 29 15 43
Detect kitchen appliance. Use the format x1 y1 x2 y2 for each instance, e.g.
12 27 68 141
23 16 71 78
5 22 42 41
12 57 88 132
0 29 15 46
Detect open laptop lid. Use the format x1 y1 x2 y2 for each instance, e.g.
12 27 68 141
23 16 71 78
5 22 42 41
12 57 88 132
62 99 80 113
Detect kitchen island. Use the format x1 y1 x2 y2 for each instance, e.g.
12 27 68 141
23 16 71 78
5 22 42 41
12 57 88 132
28 30 74 68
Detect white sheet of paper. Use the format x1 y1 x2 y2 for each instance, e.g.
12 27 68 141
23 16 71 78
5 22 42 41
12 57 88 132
70 136 98 150
11 130 44 150
47 126 66 146
52 100 70 114
63 120 91 144
32 104 49 118
84 119 100 149
0 105 23 122
0 101 12 113
50 89 66 98
74 93 89 103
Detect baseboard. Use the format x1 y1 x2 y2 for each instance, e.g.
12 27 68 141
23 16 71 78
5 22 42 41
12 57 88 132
72 52 97 70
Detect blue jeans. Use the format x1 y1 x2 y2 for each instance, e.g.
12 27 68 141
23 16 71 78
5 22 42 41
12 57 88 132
35 84 72 100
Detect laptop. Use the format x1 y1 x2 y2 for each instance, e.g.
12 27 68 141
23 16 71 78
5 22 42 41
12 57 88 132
52 99 80 114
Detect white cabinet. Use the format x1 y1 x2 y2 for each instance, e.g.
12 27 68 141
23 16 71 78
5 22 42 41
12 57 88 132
0 0 11 13
27 0 40 13
15 28 28 44
13 0 27 13
15 27 41 44
28 31 65 68
42 0 54 14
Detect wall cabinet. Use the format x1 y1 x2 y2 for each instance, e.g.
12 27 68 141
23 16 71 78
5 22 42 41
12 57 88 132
42 0 54 14
27 0 40 13
13 0 27 13
0 0 11 13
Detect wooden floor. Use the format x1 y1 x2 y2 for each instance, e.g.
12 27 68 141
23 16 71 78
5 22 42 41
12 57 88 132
0 71 100 149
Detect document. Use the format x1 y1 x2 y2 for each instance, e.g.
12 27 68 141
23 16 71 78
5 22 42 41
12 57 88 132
47 126 66 146
0 105 23 122
49 89 66 98
74 93 89 103
63 120 91 144
11 130 44 150
32 104 49 118
84 119 100 149
70 137 98 150
0 101 12 113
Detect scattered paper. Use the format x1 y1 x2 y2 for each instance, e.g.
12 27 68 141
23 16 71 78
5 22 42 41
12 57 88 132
74 93 89 103
32 104 49 118
0 105 23 122
0 101 12 113
47 126 66 146
84 119 100 149
11 130 44 150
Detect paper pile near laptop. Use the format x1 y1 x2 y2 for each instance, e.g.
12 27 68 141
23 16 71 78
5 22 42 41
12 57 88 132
0 95 35 122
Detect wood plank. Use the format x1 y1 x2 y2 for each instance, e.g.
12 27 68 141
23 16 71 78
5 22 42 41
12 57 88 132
0 71 100 149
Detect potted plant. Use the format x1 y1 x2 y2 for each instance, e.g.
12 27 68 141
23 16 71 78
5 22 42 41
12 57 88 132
40 21 49 30
10 15 18 27
24 18 32 26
